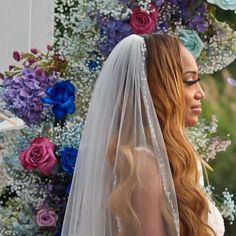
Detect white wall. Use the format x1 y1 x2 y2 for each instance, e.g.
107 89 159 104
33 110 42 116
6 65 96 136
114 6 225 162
0 0 54 72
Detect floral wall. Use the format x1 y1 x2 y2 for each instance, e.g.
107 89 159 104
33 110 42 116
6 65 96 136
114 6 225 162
0 0 235 235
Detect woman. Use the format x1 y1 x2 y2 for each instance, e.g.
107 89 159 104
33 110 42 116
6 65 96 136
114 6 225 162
61 34 225 236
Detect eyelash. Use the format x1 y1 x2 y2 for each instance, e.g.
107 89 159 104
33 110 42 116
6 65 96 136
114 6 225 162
183 77 201 86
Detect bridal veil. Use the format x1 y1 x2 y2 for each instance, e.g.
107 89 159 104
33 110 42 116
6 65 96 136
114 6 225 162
61 34 180 236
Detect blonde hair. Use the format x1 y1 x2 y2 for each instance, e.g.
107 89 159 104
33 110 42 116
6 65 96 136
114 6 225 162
106 34 215 236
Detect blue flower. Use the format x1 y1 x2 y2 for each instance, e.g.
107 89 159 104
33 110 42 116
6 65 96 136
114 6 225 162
42 80 76 120
207 0 236 11
60 147 78 176
179 29 204 59
86 59 101 72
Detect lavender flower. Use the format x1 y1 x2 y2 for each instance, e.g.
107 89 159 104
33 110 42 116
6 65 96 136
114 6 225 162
2 68 56 125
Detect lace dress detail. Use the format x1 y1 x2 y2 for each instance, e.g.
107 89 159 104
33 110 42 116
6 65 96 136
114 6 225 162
208 199 225 236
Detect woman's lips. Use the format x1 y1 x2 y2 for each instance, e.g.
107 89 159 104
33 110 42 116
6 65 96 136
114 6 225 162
191 105 202 114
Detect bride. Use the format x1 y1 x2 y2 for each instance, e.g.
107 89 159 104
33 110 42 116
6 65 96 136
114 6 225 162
61 34 224 236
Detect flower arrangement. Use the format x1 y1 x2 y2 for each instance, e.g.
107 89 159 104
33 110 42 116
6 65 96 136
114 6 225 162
1 47 68 125
186 115 231 162
54 0 236 120
0 47 83 235
0 0 235 234
95 0 236 74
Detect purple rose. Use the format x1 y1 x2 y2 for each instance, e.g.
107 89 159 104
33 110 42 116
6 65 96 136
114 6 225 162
36 208 58 227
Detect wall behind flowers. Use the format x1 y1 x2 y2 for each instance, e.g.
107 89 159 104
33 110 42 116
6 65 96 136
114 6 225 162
0 0 53 71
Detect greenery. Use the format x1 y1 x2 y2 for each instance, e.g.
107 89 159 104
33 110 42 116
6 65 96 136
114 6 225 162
199 8 236 235
201 62 236 235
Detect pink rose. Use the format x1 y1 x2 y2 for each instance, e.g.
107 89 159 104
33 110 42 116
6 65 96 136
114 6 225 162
130 3 159 34
20 137 58 176
36 208 58 227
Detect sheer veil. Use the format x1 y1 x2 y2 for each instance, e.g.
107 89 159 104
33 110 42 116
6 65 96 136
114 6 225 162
61 34 180 236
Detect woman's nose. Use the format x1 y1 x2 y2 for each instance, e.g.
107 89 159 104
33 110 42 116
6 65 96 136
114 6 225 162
195 83 205 100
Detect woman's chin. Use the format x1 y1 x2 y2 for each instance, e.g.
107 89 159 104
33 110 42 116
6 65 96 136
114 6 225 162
185 116 199 127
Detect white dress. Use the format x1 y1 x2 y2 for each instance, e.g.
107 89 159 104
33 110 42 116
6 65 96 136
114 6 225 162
198 161 225 236
208 199 225 236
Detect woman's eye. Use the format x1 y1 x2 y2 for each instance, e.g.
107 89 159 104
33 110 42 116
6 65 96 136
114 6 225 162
183 77 201 86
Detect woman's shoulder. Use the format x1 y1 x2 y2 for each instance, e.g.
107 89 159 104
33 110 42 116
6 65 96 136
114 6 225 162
133 146 160 183
133 146 155 157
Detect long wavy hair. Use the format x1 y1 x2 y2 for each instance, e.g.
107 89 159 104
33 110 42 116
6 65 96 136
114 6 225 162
106 34 215 236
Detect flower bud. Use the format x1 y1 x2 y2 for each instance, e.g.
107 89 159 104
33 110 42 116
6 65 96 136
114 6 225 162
47 45 53 51
35 67 44 77
30 48 38 54
13 51 21 61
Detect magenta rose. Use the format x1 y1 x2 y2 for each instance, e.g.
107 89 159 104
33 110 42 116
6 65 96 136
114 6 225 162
20 137 58 176
36 208 58 227
130 3 160 34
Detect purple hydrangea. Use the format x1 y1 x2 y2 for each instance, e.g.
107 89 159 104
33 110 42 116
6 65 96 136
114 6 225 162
168 0 179 6
118 0 131 3
196 4 207 14
189 15 208 33
3 68 56 124
155 0 164 6
98 17 132 56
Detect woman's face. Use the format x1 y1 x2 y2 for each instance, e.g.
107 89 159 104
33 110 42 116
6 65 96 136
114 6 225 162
180 46 205 127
